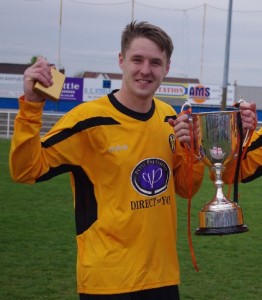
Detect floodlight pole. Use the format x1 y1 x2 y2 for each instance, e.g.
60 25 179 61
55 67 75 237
221 0 233 110
131 0 134 22
58 0 63 70
200 4 207 83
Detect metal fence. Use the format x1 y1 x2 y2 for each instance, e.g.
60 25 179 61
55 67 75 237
0 109 64 138
1 109 261 139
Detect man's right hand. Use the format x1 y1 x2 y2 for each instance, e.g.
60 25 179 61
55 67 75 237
239 101 257 131
23 57 54 102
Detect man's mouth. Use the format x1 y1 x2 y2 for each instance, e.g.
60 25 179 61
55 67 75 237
136 79 152 84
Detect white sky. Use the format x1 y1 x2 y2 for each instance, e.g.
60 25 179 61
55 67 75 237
1 0 262 87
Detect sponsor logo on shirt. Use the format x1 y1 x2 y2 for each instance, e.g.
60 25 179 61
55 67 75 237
130 195 171 210
131 158 170 197
108 144 128 152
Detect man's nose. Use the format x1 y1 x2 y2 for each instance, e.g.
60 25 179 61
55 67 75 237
140 61 151 75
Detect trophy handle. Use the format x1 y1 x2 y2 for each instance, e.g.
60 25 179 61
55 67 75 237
181 101 192 114
243 129 250 146
180 101 192 150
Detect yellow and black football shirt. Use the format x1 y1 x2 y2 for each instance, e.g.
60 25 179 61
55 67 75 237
10 91 204 295
240 127 262 182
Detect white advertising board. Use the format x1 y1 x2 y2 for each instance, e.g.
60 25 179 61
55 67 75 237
83 78 122 102
155 82 188 99
187 84 235 106
0 74 23 98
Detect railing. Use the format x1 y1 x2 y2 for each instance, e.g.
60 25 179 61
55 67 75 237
0 109 64 138
1 109 261 139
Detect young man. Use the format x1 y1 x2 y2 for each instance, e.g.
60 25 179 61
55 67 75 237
238 102 261 183
240 126 262 183
222 102 260 184
9 21 205 299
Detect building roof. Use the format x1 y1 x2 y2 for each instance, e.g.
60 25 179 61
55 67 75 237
0 63 31 74
83 71 199 84
0 63 200 84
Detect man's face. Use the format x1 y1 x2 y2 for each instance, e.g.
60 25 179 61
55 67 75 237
119 37 170 101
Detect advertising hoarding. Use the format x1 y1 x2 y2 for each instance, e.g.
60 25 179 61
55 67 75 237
187 84 235 106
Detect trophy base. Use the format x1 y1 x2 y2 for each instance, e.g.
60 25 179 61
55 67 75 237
195 224 249 236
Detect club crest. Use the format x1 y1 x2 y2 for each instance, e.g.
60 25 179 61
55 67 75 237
131 158 170 196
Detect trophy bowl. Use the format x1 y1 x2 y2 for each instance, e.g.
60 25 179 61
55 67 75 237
192 110 248 235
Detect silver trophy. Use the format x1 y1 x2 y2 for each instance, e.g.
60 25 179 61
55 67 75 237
192 109 249 235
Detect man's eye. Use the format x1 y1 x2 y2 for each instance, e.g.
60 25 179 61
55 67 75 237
152 61 162 66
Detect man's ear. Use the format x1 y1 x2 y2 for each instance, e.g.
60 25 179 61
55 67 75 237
119 52 124 71
165 61 171 75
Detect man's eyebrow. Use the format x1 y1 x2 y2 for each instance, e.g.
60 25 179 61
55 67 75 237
130 54 143 58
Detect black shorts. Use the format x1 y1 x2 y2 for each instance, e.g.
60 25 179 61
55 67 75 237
79 285 180 300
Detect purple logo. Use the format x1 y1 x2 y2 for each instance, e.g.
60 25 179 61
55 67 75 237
131 158 170 196
60 77 83 101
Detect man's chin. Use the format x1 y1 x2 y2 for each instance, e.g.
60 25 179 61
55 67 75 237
134 88 154 99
